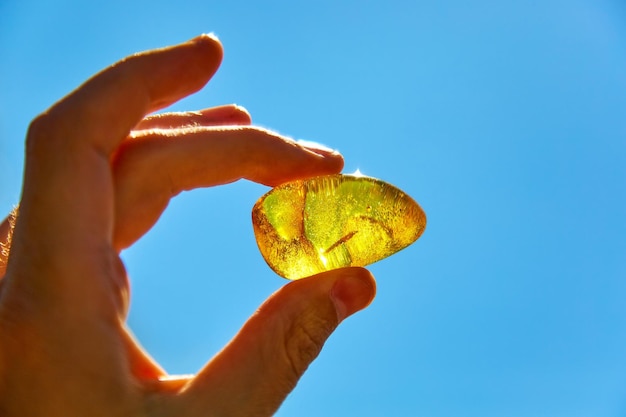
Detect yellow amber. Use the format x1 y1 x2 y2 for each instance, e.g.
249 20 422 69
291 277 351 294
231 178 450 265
252 174 426 279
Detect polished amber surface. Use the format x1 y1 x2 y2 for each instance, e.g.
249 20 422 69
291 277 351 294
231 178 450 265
252 174 426 279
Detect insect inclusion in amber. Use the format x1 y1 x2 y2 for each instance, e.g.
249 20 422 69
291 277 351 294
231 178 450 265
252 174 426 280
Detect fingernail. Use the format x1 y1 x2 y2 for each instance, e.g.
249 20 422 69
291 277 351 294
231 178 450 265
231 103 249 114
158 374 195 381
229 104 252 120
330 268 376 322
297 139 340 156
190 33 220 43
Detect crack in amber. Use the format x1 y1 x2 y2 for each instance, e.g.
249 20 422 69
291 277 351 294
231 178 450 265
324 230 359 254
252 174 427 280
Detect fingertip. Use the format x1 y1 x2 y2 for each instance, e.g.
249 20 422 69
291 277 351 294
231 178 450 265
139 34 224 114
190 33 224 61
300 141 345 173
329 267 376 322
187 33 224 80
329 149 345 172
240 131 345 186
232 104 252 124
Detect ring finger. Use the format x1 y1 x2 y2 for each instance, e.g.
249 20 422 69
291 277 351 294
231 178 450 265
135 104 252 131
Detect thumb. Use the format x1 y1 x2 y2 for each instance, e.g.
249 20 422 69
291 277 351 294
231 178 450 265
174 267 376 417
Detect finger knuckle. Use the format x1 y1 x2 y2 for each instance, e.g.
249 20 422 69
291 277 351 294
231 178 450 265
283 313 335 378
25 112 63 156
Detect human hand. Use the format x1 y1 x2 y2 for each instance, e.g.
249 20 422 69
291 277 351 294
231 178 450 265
0 35 376 416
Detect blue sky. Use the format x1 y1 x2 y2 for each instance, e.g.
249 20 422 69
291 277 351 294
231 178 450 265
2 1 626 416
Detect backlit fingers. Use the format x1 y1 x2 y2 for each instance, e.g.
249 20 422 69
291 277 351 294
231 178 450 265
135 105 252 131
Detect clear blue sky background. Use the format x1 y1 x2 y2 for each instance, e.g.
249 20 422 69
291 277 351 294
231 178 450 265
2 1 626 416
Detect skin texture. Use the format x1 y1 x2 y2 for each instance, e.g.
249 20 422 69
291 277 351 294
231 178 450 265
0 35 376 416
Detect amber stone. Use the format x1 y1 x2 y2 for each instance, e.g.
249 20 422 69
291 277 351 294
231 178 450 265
252 174 426 279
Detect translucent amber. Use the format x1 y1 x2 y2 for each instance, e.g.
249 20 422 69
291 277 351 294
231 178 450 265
252 174 426 279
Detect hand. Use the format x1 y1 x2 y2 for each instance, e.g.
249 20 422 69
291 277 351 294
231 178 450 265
0 35 376 416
